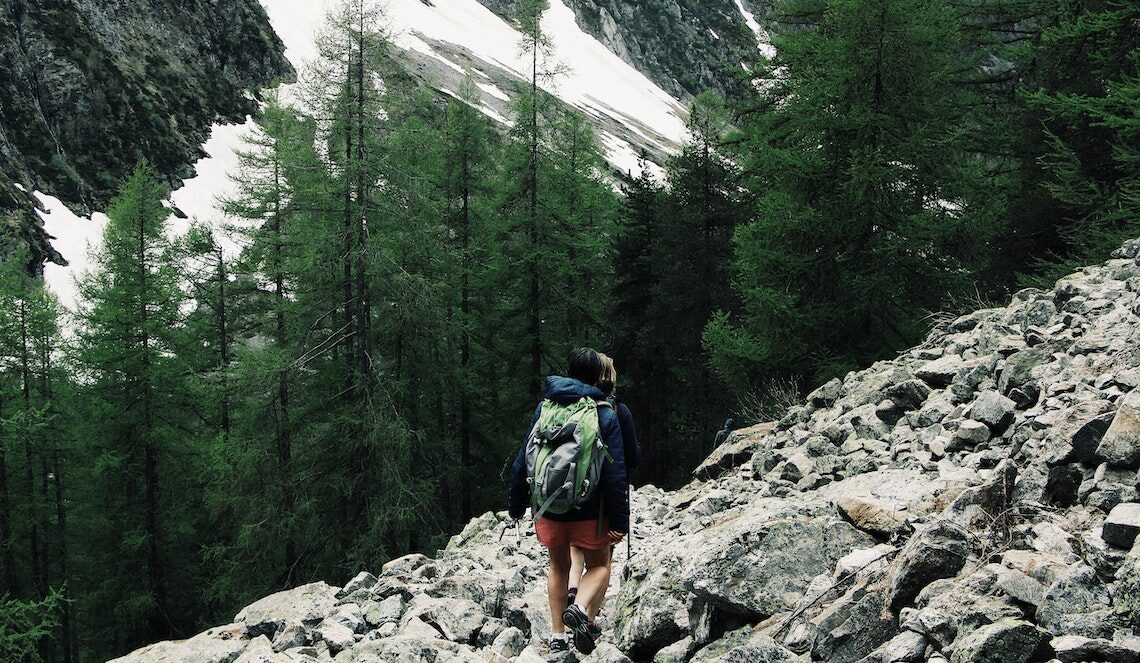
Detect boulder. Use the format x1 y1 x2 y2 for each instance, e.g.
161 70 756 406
1037 564 1112 634
106 624 248 663
235 582 340 639
1050 635 1140 663
336 572 378 600
489 626 527 660
1000 347 1053 393
887 521 969 610
811 583 898 663
681 513 874 620
808 378 843 407
1103 502 1140 549
1067 413 1115 465
653 637 694 663
969 391 1016 433
613 560 689 659
694 423 776 480
952 420 991 449
1096 389 1140 468
854 631 928 663
835 495 909 538
948 618 1045 663
917 356 972 388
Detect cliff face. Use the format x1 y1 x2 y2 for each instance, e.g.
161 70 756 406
109 239 1140 663
0 0 291 264
476 0 764 102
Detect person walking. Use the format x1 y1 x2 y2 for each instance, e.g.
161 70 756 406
507 348 628 655
567 353 641 617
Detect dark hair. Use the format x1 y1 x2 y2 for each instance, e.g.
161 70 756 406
567 347 603 384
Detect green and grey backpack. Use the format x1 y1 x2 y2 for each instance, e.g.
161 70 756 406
524 397 612 521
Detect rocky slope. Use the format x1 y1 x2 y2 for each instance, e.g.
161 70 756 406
475 0 764 102
0 0 291 264
110 241 1140 662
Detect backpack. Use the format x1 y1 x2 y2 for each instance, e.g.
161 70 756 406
524 396 612 521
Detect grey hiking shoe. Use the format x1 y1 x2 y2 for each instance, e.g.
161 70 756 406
561 603 595 655
548 636 569 653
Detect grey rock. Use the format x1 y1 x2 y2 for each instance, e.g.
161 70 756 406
1097 389 1140 468
948 618 1045 663
854 630 928 663
694 422 777 480
918 356 972 388
489 626 527 659
682 515 873 620
953 420 991 449
1081 527 1128 578
1000 347 1053 393
106 624 249 663
969 391 1016 434
887 521 969 611
235 582 340 639
1103 502 1140 548
808 378 844 407
336 572 378 600
364 594 405 627
1037 564 1112 634
811 583 897 663
653 637 693 663
835 495 909 538
1050 635 1140 663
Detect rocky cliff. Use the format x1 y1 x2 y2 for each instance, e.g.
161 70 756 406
475 0 764 102
110 240 1140 662
0 0 291 264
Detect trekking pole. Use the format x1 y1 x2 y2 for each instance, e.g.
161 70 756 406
515 519 522 547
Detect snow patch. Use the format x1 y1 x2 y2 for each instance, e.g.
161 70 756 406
476 81 510 102
34 191 107 313
734 0 776 59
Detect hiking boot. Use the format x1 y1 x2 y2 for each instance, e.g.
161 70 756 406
548 636 569 653
561 604 595 655
588 621 602 640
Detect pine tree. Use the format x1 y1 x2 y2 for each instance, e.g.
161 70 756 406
706 0 1004 394
1027 1 1140 280
72 161 195 651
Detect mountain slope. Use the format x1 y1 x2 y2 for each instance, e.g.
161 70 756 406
0 0 291 264
108 240 1140 663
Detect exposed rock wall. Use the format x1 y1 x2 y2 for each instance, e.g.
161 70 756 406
111 239 1140 662
0 0 291 263
476 0 762 102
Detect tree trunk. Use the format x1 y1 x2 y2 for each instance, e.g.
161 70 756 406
0 395 15 594
20 296 45 597
528 28 542 397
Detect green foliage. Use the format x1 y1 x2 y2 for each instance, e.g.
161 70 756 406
704 0 1005 394
1024 1 1140 283
0 589 61 662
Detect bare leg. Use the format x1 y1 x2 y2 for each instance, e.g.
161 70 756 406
547 545 571 633
574 546 612 620
569 546 585 591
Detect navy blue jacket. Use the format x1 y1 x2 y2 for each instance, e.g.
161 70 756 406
613 399 642 472
507 377 630 533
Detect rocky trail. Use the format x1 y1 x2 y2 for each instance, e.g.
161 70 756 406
114 241 1140 662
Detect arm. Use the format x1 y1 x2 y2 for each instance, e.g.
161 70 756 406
507 403 542 519
599 409 629 533
618 403 642 471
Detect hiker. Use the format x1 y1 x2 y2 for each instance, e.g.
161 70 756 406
568 353 641 613
713 417 735 449
507 348 629 655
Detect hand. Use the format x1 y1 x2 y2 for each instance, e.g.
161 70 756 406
607 530 626 544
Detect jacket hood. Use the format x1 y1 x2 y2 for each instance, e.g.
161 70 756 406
543 376 606 404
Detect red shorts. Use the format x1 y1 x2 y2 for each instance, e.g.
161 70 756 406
535 517 609 550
